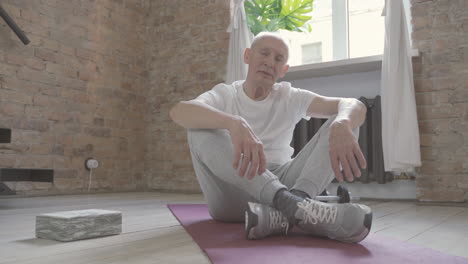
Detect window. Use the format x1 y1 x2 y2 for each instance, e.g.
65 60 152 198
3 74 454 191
348 0 386 58
302 42 322 64
277 0 385 67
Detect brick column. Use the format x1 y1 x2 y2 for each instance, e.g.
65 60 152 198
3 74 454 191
411 0 468 201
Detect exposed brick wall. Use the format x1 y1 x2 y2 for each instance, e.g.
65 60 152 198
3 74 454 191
145 0 230 192
7 0 465 202
0 0 150 195
412 0 468 201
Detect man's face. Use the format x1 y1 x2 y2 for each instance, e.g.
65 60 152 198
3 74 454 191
244 37 289 86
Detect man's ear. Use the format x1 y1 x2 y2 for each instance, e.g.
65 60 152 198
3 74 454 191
279 64 290 78
244 48 250 64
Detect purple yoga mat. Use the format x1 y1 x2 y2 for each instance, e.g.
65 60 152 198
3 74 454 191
168 204 468 264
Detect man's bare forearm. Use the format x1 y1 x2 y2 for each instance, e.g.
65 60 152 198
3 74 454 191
169 100 238 130
334 98 367 129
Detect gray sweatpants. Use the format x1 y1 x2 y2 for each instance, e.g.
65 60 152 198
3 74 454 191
187 117 359 222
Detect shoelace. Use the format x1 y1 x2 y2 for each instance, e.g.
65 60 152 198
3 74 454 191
297 199 338 225
269 210 289 235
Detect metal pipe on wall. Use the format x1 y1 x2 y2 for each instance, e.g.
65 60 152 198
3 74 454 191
0 4 30 45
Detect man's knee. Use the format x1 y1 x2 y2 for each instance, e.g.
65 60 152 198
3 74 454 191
187 129 231 151
319 115 360 141
352 126 359 139
208 204 245 223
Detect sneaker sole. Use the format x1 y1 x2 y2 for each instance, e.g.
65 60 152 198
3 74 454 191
245 202 259 240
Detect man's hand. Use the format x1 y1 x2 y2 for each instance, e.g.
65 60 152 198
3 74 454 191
228 117 266 179
329 119 367 182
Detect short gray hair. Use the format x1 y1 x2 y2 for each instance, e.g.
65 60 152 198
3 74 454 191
251 32 290 51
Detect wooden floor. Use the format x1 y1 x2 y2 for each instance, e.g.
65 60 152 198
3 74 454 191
0 192 467 263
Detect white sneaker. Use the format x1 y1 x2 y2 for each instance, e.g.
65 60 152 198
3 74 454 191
295 198 372 243
245 202 290 240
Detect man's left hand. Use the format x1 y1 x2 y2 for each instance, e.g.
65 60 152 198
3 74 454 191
328 120 367 182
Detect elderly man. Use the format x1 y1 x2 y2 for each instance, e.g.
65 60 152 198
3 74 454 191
170 32 372 243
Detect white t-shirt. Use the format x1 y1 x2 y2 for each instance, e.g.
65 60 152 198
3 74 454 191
193 80 317 165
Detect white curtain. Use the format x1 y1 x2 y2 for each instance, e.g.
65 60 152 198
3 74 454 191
226 0 253 84
381 0 421 172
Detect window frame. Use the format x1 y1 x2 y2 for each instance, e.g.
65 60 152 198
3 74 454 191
280 0 388 67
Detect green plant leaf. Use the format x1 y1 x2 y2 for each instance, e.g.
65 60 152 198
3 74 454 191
245 0 280 24
264 18 283 32
245 0 281 35
244 0 314 35
279 0 314 30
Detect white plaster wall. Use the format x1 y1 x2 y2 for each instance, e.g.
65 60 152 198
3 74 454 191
289 70 381 98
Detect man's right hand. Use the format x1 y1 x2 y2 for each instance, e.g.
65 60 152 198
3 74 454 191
228 117 266 179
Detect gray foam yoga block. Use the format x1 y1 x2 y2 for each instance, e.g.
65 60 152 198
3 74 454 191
36 209 122 242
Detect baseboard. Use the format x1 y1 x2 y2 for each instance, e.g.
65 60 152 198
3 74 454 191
327 180 416 200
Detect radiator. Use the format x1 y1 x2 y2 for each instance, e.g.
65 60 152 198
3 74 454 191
291 96 393 183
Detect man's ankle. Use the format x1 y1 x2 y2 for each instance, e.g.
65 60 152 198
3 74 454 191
290 189 311 200
273 189 304 225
